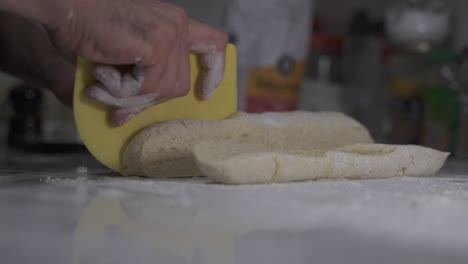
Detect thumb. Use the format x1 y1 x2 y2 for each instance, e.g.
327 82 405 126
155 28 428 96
188 19 228 99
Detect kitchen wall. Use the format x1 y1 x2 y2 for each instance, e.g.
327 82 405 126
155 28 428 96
0 0 467 118
165 0 229 28
314 0 386 34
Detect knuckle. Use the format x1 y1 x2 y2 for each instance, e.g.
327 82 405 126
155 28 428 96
159 24 178 43
173 8 188 35
216 30 229 48
205 29 228 49
173 7 188 23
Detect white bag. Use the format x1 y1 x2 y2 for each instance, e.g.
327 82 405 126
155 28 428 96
224 0 312 112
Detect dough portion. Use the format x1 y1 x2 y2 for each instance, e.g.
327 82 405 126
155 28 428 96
123 111 374 177
194 141 449 184
124 111 449 184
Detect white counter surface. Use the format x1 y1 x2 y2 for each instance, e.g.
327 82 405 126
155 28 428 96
1 153 468 264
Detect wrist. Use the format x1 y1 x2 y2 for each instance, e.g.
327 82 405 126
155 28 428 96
0 0 73 30
0 11 71 91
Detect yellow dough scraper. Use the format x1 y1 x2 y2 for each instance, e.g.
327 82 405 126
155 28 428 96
73 44 237 173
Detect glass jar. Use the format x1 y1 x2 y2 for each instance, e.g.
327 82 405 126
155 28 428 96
385 0 450 52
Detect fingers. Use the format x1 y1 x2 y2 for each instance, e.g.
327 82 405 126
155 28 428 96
174 50 190 98
161 15 188 99
93 65 143 98
139 4 189 99
191 44 225 99
87 83 161 126
121 66 144 96
111 99 165 126
173 13 191 98
132 64 145 84
79 5 226 126
86 84 159 109
144 36 180 100
188 19 228 99
93 65 122 95
87 64 160 126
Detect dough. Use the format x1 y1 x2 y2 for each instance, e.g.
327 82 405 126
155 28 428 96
123 111 374 177
194 141 449 184
123 111 449 184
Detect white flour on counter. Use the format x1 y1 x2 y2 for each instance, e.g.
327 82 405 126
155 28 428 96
41 172 468 249
2 160 468 264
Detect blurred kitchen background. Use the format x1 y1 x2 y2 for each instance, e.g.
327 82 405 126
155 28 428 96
1 0 468 161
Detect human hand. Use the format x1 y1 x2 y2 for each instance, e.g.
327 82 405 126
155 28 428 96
50 0 228 125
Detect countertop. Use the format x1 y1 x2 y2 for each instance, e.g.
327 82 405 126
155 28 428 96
1 151 468 264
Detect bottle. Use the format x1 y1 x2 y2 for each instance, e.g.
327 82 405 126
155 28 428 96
386 48 426 145
299 33 344 112
420 51 461 153
343 10 388 141
7 84 43 148
457 50 468 158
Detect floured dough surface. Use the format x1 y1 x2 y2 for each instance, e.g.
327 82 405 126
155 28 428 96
123 111 373 177
194 141 449 184
123 111 449 184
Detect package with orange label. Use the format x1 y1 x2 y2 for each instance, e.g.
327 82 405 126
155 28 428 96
224 0 312 112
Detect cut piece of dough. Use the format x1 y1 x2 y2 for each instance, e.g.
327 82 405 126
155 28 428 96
123 111 374 177
193 141 450 184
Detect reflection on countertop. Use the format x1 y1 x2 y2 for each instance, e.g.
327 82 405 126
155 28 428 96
1 154 468 264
